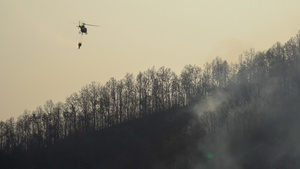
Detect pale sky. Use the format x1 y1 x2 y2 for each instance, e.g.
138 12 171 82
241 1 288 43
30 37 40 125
1 0 300 121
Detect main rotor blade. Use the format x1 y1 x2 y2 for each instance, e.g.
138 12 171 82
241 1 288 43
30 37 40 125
84 24 99 27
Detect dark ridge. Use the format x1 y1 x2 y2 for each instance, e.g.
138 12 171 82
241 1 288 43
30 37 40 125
5 106 199 169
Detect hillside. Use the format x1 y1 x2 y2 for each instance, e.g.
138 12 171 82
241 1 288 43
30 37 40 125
3 89 300 169
1 106 200 169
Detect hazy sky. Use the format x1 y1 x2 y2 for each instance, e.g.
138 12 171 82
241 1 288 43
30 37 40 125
1 0 300 121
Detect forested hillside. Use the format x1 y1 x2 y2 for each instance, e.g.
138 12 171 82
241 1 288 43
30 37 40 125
1 31 300 169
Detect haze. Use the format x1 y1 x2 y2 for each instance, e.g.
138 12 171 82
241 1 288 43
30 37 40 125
1 0 300 121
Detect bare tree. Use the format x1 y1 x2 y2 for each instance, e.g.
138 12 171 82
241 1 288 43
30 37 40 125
88 82 101 130
66 93 80 135
117 80 124 124
123 73 137 121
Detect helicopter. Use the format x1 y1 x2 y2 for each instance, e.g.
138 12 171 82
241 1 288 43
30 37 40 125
77 21 99 35
76 21 99 49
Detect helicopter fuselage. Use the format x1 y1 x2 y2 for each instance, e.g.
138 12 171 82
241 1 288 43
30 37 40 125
79 25 87 34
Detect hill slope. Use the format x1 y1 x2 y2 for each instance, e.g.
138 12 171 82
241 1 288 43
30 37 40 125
2 106 202 169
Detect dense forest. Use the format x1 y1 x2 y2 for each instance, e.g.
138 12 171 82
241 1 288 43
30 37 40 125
1 31 300 169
